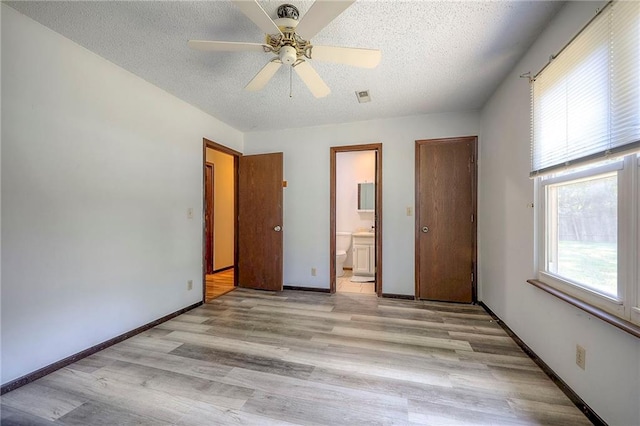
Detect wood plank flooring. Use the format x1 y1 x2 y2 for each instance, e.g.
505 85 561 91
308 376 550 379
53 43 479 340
206 269 235 302
0 289 591 425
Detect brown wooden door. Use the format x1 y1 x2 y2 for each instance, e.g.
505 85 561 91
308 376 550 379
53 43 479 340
416 137 476 303
238 153 283 291
204 163 214 275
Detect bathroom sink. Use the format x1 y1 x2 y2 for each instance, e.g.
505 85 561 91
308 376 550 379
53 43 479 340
353 232 374 237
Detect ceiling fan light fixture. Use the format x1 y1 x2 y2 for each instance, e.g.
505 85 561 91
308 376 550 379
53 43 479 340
190 1 380 98
356 90 371 103
279 45 298 65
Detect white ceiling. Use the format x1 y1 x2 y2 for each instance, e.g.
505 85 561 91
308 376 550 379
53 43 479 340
6 1 565 132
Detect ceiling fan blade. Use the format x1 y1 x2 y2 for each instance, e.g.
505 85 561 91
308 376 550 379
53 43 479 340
293 61 330 98
295 0 355 40
245 60 282 91
311 45 381 69
232 0 283 36
188 40 268 52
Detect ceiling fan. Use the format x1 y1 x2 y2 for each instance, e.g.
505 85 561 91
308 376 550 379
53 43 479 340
188 0 381 98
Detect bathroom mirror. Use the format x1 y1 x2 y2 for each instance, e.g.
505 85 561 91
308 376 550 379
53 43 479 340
358 182 375 212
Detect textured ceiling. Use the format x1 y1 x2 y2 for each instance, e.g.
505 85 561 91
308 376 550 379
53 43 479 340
6 1 564 132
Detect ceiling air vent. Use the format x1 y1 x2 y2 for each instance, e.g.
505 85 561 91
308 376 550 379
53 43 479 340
355 90 371 103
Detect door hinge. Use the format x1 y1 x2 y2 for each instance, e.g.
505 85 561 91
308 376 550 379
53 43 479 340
471 214 474 223
471 272 474 282
470 156 475 164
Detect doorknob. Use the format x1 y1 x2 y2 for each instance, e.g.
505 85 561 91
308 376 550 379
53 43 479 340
273 225 282 232
422 226 429 233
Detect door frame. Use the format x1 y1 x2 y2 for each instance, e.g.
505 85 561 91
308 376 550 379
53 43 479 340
414 136 477 302
330 143 383 296
202 138 242 302
205 162 215 275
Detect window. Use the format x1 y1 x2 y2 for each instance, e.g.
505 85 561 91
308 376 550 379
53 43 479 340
532 1 640 327
545 165 618 298
538 156 635 319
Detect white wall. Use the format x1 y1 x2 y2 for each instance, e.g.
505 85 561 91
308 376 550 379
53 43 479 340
336 150 376 268
479 1 640 424
244 112 479 294
205 148 235 270
0 5 243 385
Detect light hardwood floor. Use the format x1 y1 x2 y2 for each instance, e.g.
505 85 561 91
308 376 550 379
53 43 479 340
1 289 591 425
206 269 235 302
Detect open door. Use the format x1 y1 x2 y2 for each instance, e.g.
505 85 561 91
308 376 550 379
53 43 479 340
238 153 284 291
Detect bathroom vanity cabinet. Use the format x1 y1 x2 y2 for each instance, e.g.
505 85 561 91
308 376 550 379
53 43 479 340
352 233 375 276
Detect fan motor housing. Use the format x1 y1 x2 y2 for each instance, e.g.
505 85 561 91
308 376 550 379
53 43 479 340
277 4 299 20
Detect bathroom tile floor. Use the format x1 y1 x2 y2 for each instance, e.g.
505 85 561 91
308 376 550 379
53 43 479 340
337 270 376 294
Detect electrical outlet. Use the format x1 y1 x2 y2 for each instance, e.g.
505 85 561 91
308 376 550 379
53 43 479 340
406 206 413 216
187 280 193 291
311 268 317 276
576 345 586 370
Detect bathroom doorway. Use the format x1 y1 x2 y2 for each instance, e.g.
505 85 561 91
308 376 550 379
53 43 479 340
330 144 382 296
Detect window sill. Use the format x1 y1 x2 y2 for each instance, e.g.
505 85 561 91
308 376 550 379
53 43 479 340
527 279 640 339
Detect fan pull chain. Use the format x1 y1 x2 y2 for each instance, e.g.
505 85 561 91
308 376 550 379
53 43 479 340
289 66 293 98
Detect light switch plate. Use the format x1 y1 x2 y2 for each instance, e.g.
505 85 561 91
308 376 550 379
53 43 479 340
576 345 586 370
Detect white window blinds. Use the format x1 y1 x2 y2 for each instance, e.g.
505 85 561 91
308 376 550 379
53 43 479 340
531 1 640 177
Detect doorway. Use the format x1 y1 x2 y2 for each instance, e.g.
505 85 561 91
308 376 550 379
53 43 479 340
203 139 240 301
202 139 285 302
415 136 477 303
330 144 382 296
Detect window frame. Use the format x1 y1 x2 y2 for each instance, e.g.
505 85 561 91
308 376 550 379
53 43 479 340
535 155 639 325
631 157 640 325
